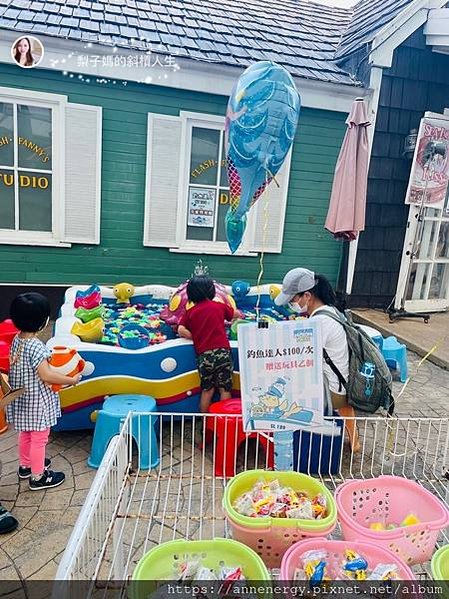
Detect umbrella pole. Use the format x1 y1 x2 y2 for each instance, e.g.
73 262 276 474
335 240 349 311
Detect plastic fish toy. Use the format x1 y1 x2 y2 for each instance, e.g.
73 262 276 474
71 318 104 343
74 305 104 323
48 346 94 391
74 284 102 310
113 282 135 304
231 280 251 298
269 284 297 318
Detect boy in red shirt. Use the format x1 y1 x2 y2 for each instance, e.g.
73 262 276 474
178 276 239 413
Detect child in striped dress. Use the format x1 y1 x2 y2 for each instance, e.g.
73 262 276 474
7 293 81 491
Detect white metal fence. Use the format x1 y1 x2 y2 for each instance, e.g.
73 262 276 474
56 413 449 590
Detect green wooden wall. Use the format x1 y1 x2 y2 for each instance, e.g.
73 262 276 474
0 63 346 287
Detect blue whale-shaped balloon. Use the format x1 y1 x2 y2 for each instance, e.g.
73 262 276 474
225 61 301 253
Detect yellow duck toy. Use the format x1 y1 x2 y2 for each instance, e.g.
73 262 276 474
113 282 135 304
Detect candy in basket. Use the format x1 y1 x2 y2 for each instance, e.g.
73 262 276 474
130 539 270 599
223 470 337 568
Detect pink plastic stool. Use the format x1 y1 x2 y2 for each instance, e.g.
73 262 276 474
205 398 274 477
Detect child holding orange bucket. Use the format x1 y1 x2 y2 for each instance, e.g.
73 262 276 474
178 275 239 413
7 293 81 491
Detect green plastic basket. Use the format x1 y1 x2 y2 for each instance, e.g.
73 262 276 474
223 469 337 531
431 544 449 579
130 538 270 599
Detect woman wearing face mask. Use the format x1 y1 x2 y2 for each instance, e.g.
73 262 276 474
274 268 360 451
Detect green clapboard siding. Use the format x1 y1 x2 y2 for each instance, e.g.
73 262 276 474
0 64 346 287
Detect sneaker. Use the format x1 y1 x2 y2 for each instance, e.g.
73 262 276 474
18 457 52 479
0 505 18 534
29 470 65 491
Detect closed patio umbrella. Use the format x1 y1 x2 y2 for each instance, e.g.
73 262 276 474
325 97 370 241
325 98 370 305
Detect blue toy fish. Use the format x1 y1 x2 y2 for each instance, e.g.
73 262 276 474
231 280 251 298
225 61 301 253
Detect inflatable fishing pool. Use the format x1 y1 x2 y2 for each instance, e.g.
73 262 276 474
48 282 292 430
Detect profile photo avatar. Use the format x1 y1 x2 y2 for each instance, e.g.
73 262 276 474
11 36 44 68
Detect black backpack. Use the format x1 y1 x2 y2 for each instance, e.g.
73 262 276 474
320 309 395 415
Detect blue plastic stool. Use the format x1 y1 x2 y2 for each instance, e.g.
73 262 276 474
359 324 384 351
88 394 159 470
381 336 408 383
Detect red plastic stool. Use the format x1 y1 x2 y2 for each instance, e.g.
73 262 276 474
0 341 10 374
205 398 274 477
0 320 18 346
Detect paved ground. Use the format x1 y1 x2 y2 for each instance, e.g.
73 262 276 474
354 309 449 371
0 350 448 585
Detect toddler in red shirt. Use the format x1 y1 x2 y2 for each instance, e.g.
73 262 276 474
178 275 239 413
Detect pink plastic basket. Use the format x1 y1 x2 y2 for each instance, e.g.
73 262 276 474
280 538 415 580
335 476 449 566
227 515 336 569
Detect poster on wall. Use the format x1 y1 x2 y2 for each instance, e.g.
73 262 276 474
405 114 449 209
187 187 215 227
238 320 338 435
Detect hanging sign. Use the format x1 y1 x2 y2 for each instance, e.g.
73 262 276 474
405 114 449 209
187 187 215 227
238 320 337 435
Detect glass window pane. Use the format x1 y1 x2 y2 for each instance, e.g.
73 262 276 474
186 224 214 241
220 133 228 188
19 171 52 231
18 105 52 170
186 186 215 241
406 263 430 300
436 222 449 258
189 127 219 186
0 103 14 167
424 207 441 219
417 219 438 259
216 188 230 242
0 171 15 229
429 263 449 300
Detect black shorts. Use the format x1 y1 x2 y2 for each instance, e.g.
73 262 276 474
197 348 233 391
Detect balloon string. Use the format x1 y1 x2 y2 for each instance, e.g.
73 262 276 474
255 169 270 322
266 169 280 188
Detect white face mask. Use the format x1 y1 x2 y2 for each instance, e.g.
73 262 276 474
288 301 308 315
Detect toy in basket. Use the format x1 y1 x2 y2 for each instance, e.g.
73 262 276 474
222 470 337 568
335 475 449 566
130 539 269 599
280 538 415 584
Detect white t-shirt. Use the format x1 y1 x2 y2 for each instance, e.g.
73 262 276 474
310 305 349 394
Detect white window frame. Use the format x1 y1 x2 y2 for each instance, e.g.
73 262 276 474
171 111 257 256
0 87 70 247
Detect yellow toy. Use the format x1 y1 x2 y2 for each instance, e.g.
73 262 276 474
343 550 368 580
401 514 420 527
71 318 104 343
113 282 135 304
369 522 386 531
